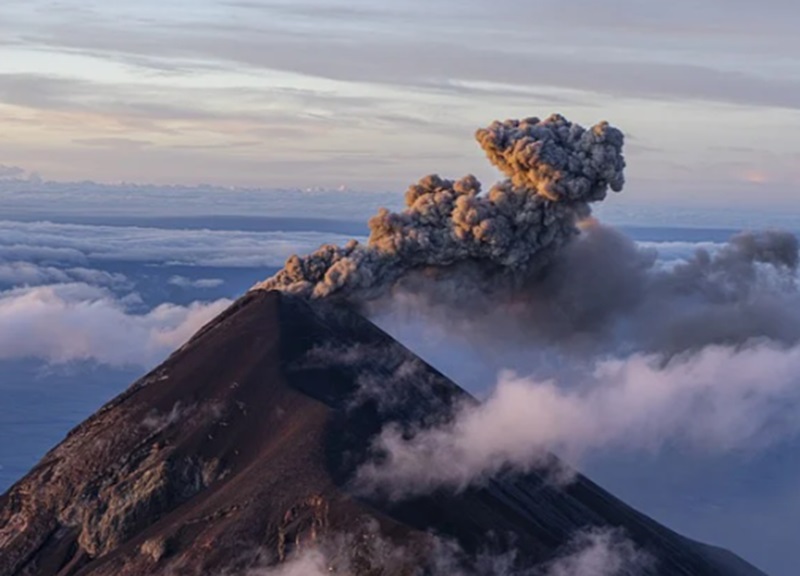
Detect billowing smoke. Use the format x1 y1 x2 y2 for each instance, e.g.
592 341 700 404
368 222 800 369
256 112 800 509
255 114 625 301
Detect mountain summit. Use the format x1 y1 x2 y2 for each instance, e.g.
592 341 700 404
0 291 767 575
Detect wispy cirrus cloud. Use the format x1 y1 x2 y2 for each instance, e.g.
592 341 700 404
2 1 800 194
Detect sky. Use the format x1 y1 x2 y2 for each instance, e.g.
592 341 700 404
2 0 800 208
2 4 800 574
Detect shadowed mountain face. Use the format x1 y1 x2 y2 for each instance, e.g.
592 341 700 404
0 291 767 576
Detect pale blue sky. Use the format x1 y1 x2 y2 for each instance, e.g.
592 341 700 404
2 0 800 207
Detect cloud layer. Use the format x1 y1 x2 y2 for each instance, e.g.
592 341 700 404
0 283 230 366
0 260 127 287
248 527 648 576
352 222 800 497
0 219 364 268
357 341 800 497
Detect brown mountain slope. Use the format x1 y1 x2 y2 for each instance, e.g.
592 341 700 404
0 291 768 575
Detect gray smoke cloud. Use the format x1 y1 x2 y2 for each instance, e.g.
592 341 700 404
255 114 625 301
255 111 800 512
505 222 800 357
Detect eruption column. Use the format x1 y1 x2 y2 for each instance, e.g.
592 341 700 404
255 114 626 301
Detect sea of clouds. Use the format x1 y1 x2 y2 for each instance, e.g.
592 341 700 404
1 171 798 574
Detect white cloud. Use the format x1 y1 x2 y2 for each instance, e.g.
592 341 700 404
539 528 651 576
249 550 329 576
0 219 366 268
0 261 70 284
65 266 128 286
168 275 224 289
0 283 231 366
357 341 800 498
0 244 88 264
0 180 398 221
634 240 723 261
245 527 647 575
0 260 126 286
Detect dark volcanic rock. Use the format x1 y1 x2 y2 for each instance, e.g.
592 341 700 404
0 291 767 575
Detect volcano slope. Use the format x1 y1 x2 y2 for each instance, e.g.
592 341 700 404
0 290 767 576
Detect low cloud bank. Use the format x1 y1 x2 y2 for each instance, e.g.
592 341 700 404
357 341 800 497
168 275 225 289
0 283 231 366
247 527 648 576
0 219 362 268
0 260 127 287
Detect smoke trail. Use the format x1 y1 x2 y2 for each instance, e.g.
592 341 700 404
255 114 625 301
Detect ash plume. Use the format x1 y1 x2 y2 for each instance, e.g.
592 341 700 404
256 111 800 506
255 114 625 301
373 223 800 362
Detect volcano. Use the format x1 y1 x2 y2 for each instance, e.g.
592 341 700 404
0 291 767 575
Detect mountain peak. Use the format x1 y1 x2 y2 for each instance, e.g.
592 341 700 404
0 291 767 575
